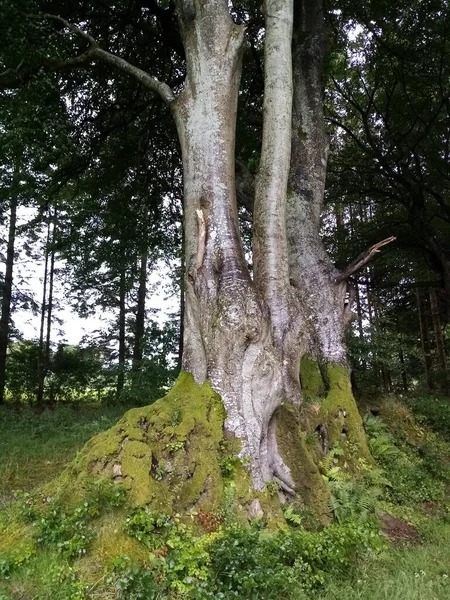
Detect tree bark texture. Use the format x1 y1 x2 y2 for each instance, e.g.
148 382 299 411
170 0 306 492
169 0 369 492
287 0 349 367
0 194 17 405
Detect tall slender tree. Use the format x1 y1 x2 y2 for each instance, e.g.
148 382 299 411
0 186 18 404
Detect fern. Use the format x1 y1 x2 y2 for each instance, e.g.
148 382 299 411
369 434 399 459
283 505 303 526
364 415 388 437
321 443 384 524
327 479 381 524
320 444 348 481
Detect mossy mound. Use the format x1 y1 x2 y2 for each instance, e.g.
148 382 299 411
0 373 259 592
318 365 372 462
45 372 252 515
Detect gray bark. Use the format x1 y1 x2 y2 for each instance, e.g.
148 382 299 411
49 0 371 493
287 0 348 367
171 0 299 491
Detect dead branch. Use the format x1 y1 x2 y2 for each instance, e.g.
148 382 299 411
336 236 396 283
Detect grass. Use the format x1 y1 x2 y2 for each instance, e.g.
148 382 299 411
0 404 127 502
317 522 450 600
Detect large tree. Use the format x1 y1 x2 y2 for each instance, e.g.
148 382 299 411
1 0 394 513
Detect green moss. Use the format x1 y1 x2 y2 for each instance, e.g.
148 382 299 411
300 354 326 400
318 364 372 466
49 372 228 515
276 403 330 523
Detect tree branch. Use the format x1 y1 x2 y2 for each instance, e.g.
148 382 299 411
43 14 175 105
336 236 396 283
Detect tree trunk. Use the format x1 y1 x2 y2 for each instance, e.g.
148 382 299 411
416 288 433 390
116 266 126 399
43 0 370 519
0 194 18 405
171 0 304 493
429 286 449 394
36 212 52 404
132 247 148 375
287 0 369 457
287 0 347 365
178 222 185 372
45 207 57 401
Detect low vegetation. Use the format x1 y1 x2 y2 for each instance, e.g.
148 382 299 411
1 387 449 599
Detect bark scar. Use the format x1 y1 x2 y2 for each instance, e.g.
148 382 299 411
195 208 206 271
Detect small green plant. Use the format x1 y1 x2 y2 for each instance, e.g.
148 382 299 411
34 505 96 558
265 479 281 496
110 560 164 600
171 408 182 427
283 504 303 526
165 440 185 453
125 508 173 547
321 444 383 524
364 413 450 506
152 461 168 481
0 546 33 580
48 563 88 600
16 480 128 560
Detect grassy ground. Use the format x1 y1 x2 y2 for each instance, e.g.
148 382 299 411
0 404 127 502
0 396 449 599
317 522 450 600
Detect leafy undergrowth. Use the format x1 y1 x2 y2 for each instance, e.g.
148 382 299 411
0 393 449 599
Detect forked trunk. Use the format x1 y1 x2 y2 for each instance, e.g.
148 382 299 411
172 0 300 492
23 0 373 524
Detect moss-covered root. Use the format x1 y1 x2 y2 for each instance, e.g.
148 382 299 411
318 364 372 465
275 403 330 523
47 372 249 516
